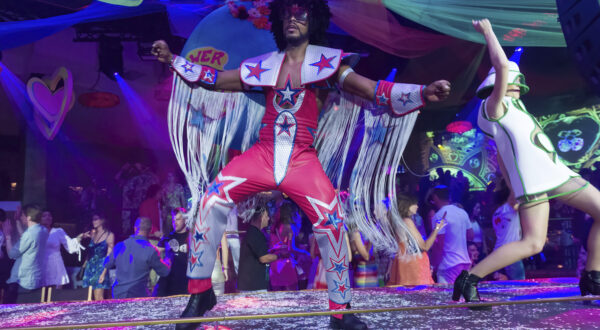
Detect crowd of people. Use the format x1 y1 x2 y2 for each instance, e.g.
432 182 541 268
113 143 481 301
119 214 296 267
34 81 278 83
0 164 593 304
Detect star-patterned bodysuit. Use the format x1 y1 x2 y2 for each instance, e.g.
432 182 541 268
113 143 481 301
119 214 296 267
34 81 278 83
186 53 353 310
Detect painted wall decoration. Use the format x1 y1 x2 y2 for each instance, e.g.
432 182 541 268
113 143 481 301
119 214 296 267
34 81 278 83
538 104 600 170
179 2 277 150
26 67 75 140
423 128 498 191
181 1 277 72
78 91 120 108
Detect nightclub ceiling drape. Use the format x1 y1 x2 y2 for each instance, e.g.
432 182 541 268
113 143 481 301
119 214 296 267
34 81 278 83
0 0 567 55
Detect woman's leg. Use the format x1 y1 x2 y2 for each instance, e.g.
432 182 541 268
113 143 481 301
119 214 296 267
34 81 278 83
93 288 104 300
470 200 549 278
556 184 600 271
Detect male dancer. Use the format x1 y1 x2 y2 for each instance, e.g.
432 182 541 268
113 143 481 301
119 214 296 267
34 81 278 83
453 19 600 308
153 1 450 328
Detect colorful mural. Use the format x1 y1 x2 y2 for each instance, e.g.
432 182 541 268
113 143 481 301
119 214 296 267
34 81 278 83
423 128 498 191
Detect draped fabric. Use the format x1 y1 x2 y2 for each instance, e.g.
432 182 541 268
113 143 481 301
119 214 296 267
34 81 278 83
0 2 163 51
0 1 567 55
382 0 566 47
329 0 453 59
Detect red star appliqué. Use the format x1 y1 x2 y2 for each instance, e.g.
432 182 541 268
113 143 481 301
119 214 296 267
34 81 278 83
310 54 336 75
330 278 350 300
188 250 204 273
307 195 345 258
245 60 270 81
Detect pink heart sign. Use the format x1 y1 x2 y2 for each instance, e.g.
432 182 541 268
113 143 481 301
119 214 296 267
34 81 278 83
26 67 75 140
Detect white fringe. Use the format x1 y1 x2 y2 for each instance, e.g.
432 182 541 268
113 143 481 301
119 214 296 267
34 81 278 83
168 74 264 228
316 91 420 255
168 76 419 255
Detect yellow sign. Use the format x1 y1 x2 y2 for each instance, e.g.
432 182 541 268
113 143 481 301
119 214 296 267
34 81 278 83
186 47 229 71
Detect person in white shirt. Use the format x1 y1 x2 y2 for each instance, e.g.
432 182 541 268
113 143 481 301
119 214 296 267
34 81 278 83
40 210 84 288
492 181 525 280
428 186 474 283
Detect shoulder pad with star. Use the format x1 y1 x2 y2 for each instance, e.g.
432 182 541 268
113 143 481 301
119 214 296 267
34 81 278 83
240 51 285 87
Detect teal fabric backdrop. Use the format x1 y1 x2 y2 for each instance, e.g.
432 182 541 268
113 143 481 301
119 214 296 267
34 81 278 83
382 0 566 47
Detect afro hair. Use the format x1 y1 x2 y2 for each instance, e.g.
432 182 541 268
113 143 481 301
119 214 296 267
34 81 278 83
268 0 332 51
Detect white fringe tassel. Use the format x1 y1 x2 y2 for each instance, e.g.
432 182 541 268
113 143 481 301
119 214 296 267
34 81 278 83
168 75 264 228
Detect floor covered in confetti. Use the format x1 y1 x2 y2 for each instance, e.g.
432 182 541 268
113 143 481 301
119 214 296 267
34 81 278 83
1 278 599 329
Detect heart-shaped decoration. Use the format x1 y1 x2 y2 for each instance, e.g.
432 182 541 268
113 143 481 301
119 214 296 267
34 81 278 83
542 115 600 165
26 67 75 140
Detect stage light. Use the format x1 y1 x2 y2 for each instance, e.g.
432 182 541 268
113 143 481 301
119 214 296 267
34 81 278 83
98 35 123 80
10 182 17 191
509 47 524 64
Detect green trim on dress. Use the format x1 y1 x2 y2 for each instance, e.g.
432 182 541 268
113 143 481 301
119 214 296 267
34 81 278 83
518 180 588 205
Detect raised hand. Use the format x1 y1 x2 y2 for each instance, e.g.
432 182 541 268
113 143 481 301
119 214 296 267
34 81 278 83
151 40 174 64
434 218 447 232
424 80 451 102
472 19 492 35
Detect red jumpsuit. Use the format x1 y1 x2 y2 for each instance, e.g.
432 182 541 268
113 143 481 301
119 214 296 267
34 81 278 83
182 46 353 311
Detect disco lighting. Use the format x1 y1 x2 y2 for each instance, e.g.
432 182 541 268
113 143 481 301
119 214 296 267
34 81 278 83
98 35 123 80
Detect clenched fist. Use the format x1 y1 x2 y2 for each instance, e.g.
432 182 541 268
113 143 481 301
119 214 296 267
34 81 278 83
424 80 451 102
151 40 174 64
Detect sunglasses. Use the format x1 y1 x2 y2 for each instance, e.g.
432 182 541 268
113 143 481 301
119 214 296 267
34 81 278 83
282 5 308 24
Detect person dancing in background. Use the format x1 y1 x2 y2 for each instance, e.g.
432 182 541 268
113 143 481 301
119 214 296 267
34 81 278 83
40 210 85 289
269 203 299 291
453 19 600 307
81 213 114 301
388 194 445 286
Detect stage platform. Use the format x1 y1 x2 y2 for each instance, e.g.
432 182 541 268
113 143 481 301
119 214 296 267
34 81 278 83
1 278 599 329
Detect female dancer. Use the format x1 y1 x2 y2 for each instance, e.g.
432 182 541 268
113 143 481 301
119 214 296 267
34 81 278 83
389 194 445 286
454 19 600 305
81 213 115 300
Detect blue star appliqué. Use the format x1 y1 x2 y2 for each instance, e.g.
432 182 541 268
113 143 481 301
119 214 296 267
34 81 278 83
276 116 295 136
377 93 389 105
194 231 206 242
181 62 194 73
323 210 343 228
368 122 387 145
398 92 412 106
274 75 303 107
307 127 317 139
207 182 224 197
326 256 348 280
